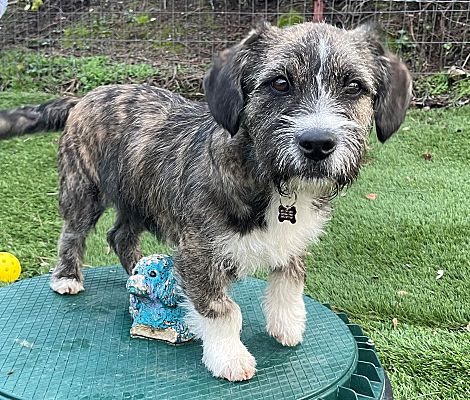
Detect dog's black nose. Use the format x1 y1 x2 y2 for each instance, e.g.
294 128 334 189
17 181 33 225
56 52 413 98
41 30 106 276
298 129 337 161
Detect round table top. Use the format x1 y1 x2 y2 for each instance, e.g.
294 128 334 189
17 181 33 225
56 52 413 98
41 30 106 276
0 266 387 400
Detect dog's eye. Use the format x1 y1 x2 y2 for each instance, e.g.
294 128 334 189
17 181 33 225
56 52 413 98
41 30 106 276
149 270 157 278
271 77 290 93
344 80 363 96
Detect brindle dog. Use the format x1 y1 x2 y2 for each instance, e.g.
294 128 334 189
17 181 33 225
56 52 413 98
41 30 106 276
0 22 411 381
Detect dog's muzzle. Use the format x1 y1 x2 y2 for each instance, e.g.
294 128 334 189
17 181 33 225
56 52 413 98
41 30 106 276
298 129 337 161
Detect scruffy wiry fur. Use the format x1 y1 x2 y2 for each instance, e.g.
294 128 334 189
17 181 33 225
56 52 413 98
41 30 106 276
0 22 412 381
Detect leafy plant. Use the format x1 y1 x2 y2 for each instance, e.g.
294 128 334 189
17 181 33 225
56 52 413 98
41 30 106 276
414 73 449 96
0 51 161 94
443 43 453 51
277 10 305 28
389 29 416 54
24 0 43 11
414 73 470 104
134 14 153 25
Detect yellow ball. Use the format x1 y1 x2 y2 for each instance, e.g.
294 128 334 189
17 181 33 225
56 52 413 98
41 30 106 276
0 252 22 283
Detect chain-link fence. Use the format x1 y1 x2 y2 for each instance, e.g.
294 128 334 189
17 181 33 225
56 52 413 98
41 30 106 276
0 1 469 98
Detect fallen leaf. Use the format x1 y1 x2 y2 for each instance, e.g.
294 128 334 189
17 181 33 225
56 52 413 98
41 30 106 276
436 269 444 280
392 318 398 329
397 290 408 297
402 126 410 131
422 152 432 161
466 321 470 332
448 65 467 79
365 193 377 200
38 256 53 268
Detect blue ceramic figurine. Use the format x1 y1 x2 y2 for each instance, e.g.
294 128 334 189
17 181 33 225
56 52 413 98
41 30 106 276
126 254 194 344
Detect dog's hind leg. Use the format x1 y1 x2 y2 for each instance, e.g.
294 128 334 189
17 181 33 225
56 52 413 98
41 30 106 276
263 256 307 346
51 200 104 295
107 211 143 274
50 145 105 295
175 235 256 381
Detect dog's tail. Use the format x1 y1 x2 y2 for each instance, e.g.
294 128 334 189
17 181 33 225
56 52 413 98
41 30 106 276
0 97 79 140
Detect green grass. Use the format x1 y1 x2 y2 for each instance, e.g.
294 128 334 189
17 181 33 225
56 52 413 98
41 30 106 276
0 92 469 399
0 51 161 94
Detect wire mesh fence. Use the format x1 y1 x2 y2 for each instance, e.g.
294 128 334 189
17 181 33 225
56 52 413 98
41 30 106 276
0 1 469 97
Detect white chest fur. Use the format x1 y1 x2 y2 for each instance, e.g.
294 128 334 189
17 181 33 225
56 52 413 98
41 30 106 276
222 191 330 274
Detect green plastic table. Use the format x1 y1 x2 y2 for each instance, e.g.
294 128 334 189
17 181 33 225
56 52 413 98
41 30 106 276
0 267 392 400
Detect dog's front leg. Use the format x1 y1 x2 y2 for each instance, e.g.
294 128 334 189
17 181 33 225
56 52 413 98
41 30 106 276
176 247 256 381
264 256 307 346
187 296 256 381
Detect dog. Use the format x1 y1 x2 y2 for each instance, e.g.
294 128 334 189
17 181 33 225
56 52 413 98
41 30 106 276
0 22 412 381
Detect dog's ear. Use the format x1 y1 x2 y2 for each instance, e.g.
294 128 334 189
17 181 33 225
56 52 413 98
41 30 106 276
203 24 268 135
357 24 412 142
374 54 413 142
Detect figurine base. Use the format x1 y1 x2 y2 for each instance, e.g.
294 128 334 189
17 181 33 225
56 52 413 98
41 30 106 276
130 324 194 344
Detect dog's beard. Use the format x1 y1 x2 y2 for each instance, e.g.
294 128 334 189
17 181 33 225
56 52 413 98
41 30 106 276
257 140 364 196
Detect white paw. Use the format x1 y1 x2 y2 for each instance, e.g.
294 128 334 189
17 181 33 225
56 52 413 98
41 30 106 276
267 318 305 347
203 340 256 381
185 298 255 381
50 277 84 295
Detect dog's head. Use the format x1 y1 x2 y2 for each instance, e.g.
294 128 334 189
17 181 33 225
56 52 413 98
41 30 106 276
204 22 412 189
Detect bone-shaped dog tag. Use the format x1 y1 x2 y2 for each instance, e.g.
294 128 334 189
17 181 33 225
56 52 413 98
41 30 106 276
278 204 297 224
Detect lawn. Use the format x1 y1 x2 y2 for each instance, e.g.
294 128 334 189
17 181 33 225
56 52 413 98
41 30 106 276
0 92 469 399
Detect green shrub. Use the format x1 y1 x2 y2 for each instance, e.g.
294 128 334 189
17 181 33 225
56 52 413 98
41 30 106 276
277 10 305 28
414 73 470 104
0 51 161 94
